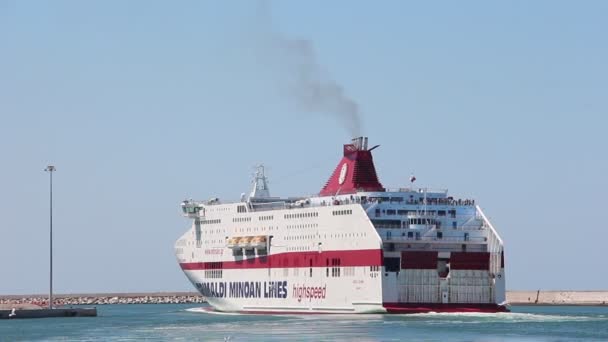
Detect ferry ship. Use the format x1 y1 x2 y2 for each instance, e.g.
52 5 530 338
175 137 507 314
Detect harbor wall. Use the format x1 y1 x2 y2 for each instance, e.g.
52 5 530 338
1 291 607 306
507 291 608 305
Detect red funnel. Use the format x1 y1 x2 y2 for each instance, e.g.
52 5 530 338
320 137 384 196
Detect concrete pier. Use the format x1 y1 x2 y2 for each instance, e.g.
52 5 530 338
507 291 608 306
0 307 97 319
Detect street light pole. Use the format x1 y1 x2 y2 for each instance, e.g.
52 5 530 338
45 165 56 310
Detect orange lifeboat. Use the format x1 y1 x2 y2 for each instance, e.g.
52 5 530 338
227 237 239 248
250 235 267 248
238 236 253 249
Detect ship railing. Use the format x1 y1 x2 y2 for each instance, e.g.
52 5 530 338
190 191 476 211
383 187 449 195
384 235 487 243
373 218 484 230
247 196 367 212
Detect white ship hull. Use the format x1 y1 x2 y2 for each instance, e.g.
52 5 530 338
175 137 507 314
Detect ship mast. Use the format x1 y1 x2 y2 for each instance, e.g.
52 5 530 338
249 164 271 199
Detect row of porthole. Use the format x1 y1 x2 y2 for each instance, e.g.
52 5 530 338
287 246 312 251
287 223 319 229
208 207 230 212
286 234 318 240
324 232 367 238
235 226 274 233
284 212 319 219
201 219 221 225
204 270 223 279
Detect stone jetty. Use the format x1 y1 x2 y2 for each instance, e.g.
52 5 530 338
0 292 205 307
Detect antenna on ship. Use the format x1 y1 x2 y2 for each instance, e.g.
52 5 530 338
249 164 271 199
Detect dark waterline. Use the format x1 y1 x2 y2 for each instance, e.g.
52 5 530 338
1 304 607 341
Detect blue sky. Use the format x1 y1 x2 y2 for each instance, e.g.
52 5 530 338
1 1 607 294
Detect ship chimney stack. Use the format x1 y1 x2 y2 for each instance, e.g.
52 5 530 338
320 136 384 195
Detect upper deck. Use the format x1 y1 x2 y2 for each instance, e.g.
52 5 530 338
180 136 501 254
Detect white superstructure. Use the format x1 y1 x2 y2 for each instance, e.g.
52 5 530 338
175 137 507 314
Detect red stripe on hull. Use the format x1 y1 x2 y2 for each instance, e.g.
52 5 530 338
179 249 383 270
382 303 509 314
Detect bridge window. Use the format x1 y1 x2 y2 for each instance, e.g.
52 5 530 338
371 219 401 229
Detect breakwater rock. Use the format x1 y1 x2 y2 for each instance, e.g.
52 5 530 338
0 292 205 307
3 291 607 307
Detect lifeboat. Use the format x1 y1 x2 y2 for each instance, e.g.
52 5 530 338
226 237 239 248
250 235 267 248
238 236 253 249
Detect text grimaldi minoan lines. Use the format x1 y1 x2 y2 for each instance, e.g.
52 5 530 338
195 281 328 302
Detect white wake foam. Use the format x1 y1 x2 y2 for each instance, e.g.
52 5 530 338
392 311 605 323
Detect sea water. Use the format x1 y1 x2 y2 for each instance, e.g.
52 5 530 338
1 304 608 341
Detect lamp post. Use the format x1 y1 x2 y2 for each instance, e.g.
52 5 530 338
44 165 56 310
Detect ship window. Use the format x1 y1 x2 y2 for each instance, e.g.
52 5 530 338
384 257 400 272
452 221 457 229
437 231 443 239
386 209 396 215
407 231 413 238
309 260 313 277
